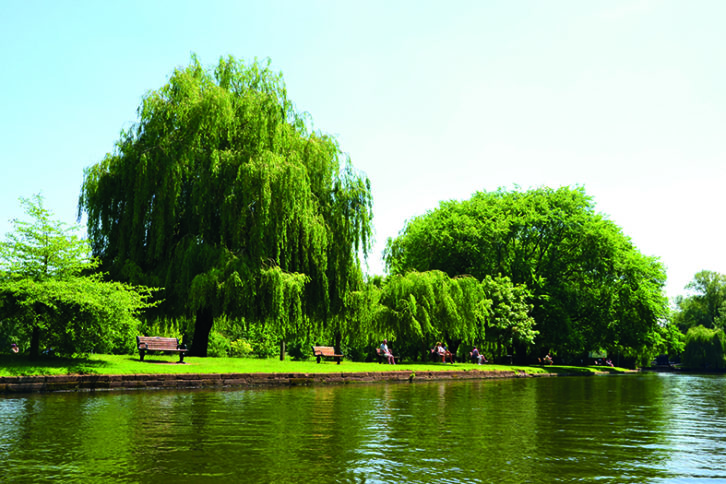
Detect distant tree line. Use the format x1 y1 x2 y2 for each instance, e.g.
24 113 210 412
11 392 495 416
672 271 726 369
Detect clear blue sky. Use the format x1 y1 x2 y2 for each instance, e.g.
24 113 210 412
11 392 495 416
2 0 725 302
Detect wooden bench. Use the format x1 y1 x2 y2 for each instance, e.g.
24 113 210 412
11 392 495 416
137 336 187 363
311 345 344 364
375 347 399 364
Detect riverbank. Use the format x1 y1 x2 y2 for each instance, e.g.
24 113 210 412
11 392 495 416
0 367 580 394
0 353 633 394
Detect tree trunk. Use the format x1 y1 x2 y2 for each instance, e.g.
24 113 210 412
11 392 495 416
334 331 342 355
513 341 527 365
279 339 286 361
449 339 462 361
30 325 40 360
189 306 214 357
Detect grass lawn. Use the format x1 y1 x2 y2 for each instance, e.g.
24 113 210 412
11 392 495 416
0 354 633 378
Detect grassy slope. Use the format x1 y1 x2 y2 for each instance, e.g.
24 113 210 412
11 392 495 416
0 354 631 378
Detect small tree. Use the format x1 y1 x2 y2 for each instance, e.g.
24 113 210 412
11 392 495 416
0 195 154 358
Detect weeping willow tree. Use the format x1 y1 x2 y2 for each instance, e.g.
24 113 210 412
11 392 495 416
79 56 372 356
375 270 535 359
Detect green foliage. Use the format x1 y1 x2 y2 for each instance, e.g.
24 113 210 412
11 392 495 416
682 325 726 369
384 186 667 360
79 56 372 357
242 325 282 358
0 196 154 358
481 274 537 355
0 317 24 354
650 322 685 362
340 275 384 355
615 321 685 369
285 336 313 360
0 194 96 279
673 271 726 332
138 317 186 342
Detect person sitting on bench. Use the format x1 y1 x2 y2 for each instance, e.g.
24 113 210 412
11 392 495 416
380 339 396 365
471 346 487 365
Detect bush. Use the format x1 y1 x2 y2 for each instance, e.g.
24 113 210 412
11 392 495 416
207 331 231 358
229 339 253 358
242 326 279 358
285 338 310 360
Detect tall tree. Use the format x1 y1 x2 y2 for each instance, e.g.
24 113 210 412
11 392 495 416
384 186 667 360
0 195 153 358
79 56 372 356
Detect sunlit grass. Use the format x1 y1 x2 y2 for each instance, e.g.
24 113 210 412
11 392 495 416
0 354 632 378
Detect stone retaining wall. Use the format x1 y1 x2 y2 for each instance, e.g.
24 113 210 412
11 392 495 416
0 369 540 394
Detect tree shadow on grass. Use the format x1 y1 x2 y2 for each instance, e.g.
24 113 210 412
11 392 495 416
0 355 111 376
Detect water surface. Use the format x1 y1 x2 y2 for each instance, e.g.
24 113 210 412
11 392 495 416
2 373 725 482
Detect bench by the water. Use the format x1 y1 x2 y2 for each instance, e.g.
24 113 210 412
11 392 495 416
312 345 343 364
137 336 187 363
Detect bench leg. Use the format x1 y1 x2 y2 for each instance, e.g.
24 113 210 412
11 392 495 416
139 350 145 362
178 353 185 364
336 357 341 365
317 356 321 363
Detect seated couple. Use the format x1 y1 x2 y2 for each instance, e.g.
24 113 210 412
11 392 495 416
432 342 455 363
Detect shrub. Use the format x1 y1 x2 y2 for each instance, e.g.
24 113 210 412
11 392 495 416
229 339 253 358
207 331 231 358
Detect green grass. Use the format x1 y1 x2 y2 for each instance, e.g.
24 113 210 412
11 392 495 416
0 354 632 378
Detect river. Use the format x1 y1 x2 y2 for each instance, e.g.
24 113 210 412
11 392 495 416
1 372 725 482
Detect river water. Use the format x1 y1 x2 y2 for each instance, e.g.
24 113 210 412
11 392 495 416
1 372 725 483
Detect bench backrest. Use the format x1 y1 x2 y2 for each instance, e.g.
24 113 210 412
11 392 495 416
312 346 337 357
137 336 180 350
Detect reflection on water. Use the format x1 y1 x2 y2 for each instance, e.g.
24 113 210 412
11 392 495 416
2 373 726 482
